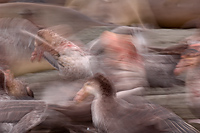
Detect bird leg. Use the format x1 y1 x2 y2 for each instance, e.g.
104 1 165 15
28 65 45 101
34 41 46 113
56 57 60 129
31 47 44 62
31 42 59 62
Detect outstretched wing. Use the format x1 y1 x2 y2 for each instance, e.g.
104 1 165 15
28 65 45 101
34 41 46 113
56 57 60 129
0 18 56 76
0 18 38 69
0 17 38 52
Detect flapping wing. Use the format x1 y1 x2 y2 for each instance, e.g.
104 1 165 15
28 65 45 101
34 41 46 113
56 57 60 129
0 17 38 51
88 26 144 55
116 100 199 133
0 18 39 69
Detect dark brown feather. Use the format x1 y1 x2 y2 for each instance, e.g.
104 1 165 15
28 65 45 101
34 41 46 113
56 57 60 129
91 73 115 97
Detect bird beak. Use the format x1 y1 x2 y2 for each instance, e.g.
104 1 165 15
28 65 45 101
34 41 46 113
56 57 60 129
74 87 90 103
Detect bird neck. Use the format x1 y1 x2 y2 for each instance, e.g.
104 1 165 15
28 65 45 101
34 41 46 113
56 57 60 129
95 94 116 106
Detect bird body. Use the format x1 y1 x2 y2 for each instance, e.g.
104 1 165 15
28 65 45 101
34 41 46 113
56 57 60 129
98 29 184 90
76 74 199 133
58 55 93 79
174 40 200 124
175 42 200 118
32 29 95 80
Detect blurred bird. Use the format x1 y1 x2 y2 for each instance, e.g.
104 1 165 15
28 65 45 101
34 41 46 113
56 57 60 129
0 70 90 133
4 69 34 99
174 41 200 124
0 35 34 99
29 28 101 80
0 69 43 133
99 30 148 91
75 73 199 133
92 26 185 90
0 69 89 133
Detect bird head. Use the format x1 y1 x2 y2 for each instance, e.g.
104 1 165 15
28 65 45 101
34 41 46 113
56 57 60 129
74 73 115 103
